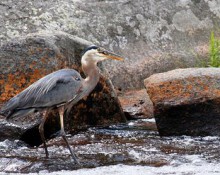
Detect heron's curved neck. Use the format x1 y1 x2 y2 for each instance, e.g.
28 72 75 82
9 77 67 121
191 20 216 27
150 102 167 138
82 62 100 94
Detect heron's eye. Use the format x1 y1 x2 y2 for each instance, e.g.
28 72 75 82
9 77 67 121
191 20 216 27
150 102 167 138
102 51 107 55
97 48 101 52
98 48 107 55
74 77 81 81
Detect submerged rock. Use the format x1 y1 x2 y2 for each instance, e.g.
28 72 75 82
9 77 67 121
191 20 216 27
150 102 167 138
144 68 220 136
0 119 25 141
0 31 126 145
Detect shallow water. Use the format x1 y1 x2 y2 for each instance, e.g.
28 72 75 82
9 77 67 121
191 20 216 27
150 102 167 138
0 119 220 174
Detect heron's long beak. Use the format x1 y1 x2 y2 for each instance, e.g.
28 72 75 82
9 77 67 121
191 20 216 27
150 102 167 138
100 50 124 61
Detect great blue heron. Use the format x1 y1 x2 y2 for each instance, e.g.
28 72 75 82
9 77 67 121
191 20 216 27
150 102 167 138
0 45 123 165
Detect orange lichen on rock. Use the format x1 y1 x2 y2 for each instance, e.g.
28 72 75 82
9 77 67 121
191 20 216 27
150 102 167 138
0 52 79 103
0 68 47 103
146 71 220 106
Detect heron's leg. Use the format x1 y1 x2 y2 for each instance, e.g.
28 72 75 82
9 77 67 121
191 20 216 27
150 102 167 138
58 106 80 165
64 102 72 118
39 109 50 158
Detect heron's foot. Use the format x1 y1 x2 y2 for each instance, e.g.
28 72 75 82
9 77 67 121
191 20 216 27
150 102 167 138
45 150 49 158
59 130 81 166
52 129 71 137
61 135 81 165
71 154 81 166
51 130 62 138
70 150 82 167
42 141 49 158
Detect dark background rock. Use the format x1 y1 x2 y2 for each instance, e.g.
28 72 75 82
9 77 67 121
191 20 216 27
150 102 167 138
144 68 220 136
0 31 126 145
0 0 219 90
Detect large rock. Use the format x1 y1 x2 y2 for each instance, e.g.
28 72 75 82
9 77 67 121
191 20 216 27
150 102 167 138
0 118 25 141
0 0 219 90
144 68 220 136
0 31 126 145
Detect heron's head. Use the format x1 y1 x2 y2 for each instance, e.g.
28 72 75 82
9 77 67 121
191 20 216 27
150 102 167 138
81 45 123 65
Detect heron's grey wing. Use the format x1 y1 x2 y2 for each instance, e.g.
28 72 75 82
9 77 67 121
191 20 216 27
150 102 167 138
18 75 83 109
0 74 59 114
1 69 83 113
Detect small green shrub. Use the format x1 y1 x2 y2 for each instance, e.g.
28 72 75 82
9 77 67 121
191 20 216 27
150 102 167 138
209 31 220 67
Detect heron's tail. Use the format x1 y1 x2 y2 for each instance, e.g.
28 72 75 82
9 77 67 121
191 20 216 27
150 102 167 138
0 108 11 118
7 108 36 121
0 97 19 118
0 109 5 116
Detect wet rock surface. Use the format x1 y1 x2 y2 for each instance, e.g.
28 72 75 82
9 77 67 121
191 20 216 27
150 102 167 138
144 68 220 136
0 106 32 141
0 118 25 141
1 120 220 174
